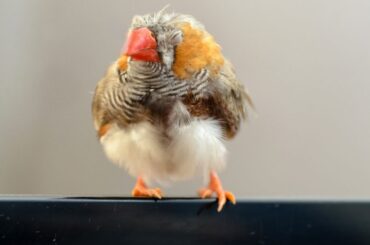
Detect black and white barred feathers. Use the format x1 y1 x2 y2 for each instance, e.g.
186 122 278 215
93 59 210 128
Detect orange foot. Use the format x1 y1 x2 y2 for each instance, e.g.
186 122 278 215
131 176 163 199
198 171 236 212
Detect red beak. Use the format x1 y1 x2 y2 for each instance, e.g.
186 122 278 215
123 27 160 62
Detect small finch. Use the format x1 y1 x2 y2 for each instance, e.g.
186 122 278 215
92 8 253 212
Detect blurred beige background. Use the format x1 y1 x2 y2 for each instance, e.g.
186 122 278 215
1 0 369 198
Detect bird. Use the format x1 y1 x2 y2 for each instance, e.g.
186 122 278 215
92 8 253 212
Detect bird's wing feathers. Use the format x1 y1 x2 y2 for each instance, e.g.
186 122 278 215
92 64 117 132
182 59 253 139
218 59 254 121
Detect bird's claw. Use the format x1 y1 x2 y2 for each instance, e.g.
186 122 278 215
132 186 163 199
198 187 236 212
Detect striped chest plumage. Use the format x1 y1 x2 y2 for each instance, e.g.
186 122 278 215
96 59 211 129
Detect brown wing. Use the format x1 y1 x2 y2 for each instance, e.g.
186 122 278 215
92 63 117 133
182 59 254 139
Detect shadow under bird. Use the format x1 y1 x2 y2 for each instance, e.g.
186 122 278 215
92 8 254 212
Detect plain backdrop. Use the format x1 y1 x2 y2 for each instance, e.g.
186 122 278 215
1 0 370 198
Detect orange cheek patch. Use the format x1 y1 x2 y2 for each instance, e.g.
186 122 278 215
98 124 111 138
117 55 128 71
173 24 224 80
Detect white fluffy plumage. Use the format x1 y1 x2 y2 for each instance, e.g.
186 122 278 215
100 117 226 185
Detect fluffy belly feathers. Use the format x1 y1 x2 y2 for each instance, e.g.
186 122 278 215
100 119 226 185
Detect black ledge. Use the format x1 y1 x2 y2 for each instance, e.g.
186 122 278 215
1 196 370 245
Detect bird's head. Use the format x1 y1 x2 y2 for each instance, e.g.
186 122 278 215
122 8 185 70
118 7 224 79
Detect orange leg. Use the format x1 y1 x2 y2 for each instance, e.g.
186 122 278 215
131 176 163 199
198 171 236 212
